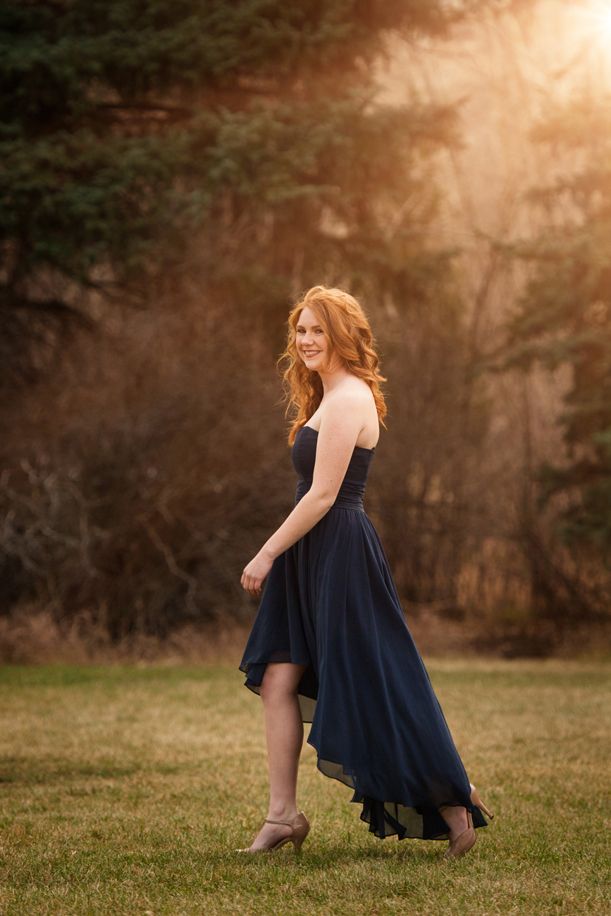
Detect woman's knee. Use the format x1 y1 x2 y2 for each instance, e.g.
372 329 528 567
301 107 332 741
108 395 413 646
260 662 305 701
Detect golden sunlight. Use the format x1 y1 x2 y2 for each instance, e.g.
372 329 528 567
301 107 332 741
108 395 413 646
579 1 611 43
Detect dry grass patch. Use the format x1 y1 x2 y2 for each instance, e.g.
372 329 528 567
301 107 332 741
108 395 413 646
0 659 609 915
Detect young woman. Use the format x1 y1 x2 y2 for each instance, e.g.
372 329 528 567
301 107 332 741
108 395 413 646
237 286 494 859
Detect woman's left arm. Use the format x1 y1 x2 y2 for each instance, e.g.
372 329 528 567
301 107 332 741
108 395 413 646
240 396 365 596
240 489 334 596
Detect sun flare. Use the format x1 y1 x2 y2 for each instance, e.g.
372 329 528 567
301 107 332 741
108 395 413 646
583 1 611 42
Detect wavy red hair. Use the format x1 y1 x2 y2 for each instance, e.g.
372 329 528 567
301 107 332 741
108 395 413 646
276 285 388 446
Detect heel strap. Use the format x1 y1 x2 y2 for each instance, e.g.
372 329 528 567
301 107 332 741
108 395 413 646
265 815 301 826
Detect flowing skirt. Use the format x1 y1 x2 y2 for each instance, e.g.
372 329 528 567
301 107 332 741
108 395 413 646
239 504 488 840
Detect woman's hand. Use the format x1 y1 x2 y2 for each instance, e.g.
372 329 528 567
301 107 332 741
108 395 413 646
241 549 274 598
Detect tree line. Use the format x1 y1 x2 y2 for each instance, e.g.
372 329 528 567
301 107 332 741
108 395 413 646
0 0 608 656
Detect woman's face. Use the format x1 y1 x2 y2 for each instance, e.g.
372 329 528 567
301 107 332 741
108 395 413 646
295 306 330 370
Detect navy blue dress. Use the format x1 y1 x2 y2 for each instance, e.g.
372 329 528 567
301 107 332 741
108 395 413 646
239 424 489 841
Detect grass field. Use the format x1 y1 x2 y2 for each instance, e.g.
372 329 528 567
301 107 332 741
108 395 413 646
0 658 609 915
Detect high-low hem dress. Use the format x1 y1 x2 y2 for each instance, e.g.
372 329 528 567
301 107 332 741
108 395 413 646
238 425 489 841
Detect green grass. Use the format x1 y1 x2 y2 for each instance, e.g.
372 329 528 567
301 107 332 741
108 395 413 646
0 658 609 915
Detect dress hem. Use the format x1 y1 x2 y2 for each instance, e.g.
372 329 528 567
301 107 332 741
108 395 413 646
240 666 490 842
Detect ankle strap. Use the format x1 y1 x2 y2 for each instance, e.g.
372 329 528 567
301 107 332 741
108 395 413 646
265 814 300 826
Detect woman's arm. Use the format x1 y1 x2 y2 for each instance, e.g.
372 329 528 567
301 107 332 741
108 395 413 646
240 393 367 596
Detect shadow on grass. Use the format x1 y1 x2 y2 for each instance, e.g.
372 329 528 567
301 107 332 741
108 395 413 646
219 841 442 867
0 756 185 785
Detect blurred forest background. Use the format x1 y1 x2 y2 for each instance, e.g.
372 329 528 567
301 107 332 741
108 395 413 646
1 0 609 661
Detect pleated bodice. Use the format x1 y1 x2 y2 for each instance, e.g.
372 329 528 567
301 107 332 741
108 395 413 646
292 425 375 510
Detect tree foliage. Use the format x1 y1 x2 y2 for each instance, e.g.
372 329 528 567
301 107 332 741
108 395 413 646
1 1 483 637
0 0 462 385
501 93 611 558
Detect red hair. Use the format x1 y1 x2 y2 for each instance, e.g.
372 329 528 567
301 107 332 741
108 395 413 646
276 285 388 446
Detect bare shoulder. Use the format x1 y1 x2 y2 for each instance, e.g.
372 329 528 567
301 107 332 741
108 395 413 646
317 381 377 450
309 381 377 502
322 380 373 418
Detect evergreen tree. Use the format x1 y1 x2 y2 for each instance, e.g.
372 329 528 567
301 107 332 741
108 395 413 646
501 93 611 560
1 1 482 634
0 0 462 386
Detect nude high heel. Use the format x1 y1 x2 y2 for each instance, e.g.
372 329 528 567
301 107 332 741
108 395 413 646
236 811 310 854
469 782 495 820
443 808 476 860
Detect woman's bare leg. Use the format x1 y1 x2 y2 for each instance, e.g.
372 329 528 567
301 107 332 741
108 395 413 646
439 804 469 839
263 661 307 817
246 661 308 851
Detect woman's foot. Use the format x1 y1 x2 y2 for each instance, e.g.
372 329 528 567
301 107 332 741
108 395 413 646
249 811 297 852
242 808 299 852
442 808 476 860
